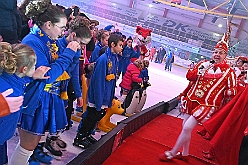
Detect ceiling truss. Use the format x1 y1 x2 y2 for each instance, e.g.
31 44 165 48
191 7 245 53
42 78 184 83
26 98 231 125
156 0 248 19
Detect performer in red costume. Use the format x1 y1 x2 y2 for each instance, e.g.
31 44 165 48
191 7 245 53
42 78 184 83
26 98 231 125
201 55 248 164
159 28 237 162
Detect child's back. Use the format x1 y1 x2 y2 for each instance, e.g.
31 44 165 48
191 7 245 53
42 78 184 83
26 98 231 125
120 60 143 91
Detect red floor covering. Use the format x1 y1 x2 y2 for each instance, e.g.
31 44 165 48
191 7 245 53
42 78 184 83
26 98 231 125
103 114 220 165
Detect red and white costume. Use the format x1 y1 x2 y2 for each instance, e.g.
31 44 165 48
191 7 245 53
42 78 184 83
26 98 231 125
181 60 237 123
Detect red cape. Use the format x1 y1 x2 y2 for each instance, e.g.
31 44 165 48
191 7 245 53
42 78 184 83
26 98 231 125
203 86 248 165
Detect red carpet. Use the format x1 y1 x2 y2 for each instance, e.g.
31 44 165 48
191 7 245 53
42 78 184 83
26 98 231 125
103 114 219 165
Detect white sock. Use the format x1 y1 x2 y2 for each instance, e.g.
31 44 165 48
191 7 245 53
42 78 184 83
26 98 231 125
170 116 198 156
9 142 33 165
119 94 127 104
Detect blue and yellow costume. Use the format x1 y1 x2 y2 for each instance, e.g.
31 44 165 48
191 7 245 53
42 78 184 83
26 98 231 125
56 36 82 101
89 41 103 63
118 45 140 75
0 71 26 164
76 48 118 140
18 25 77 135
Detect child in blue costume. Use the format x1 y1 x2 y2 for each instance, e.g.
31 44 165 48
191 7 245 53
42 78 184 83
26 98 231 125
57 15 92 127
89 29 109 63
9 2 81 165
73 34 124 149
0 42 50 165
42 16 92 157
118 36 140 78
139 60 151 87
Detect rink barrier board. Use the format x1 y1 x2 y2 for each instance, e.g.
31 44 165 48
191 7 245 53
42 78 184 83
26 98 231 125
68 97 179 165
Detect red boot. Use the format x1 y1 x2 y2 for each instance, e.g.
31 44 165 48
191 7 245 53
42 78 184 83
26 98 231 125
174 152 190 162
159 151 173 162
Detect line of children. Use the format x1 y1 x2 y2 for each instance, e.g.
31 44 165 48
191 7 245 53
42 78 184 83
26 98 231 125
9 1 81 164
39 16 92 159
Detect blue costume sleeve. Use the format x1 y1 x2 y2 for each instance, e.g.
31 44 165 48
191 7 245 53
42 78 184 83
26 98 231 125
57 36 82 98
90 56 107 110
70 61 82 98
23 37 76 83
131 46 140 58
89 45 101 63
21 35 76 116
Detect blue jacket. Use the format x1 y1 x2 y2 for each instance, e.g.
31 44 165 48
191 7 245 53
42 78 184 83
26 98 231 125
89 42 103 63
0 71 26 144
139 68 149 80
57 36 82 98
118 46 140 73
0 0 22 43
21 32 76 116
87 48 118 111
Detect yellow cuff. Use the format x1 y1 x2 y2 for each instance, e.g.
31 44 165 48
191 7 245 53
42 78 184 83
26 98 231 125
106 74 115 81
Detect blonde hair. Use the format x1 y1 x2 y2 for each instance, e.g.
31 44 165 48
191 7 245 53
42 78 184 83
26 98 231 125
0 42 36 74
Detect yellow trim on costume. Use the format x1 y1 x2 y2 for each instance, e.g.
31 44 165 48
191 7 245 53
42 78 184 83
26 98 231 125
44 84 52 92
51 52 59 59
51 43 59 52
106 74 115 81
81 74 88 112
38 30 44 36
60 91 68 100
56 71 70 81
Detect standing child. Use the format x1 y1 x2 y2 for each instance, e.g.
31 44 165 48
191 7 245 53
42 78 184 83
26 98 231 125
118 36 140 78
0 42 49 165
148 46 156 62
89 29 110 63
139 60 151 87
119 59 143 104
73 34 123 149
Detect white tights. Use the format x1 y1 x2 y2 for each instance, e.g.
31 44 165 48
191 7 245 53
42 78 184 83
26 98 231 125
9 142 33 165
170 114 198 156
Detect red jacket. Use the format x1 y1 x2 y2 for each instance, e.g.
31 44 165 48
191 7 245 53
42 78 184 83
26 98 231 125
119 63 142 90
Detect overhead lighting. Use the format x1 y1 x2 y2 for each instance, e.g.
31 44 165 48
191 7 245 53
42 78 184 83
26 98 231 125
113 3 116 6
218 24 223 28
149 4 153 8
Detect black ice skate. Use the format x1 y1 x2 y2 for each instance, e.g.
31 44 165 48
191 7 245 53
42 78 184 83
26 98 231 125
44 137 62 160
73 134 92 149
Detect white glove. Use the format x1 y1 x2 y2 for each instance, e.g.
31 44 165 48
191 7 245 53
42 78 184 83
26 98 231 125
1 89 23 113
198 61 211 75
